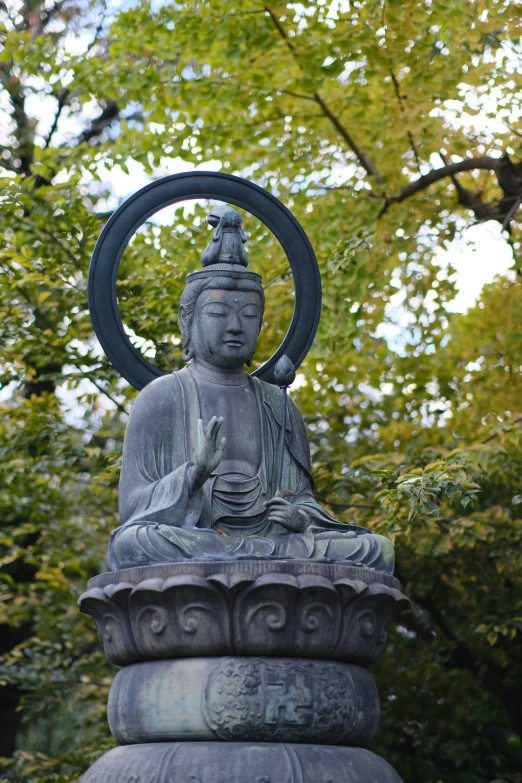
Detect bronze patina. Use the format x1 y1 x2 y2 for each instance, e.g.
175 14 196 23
106 206 394 573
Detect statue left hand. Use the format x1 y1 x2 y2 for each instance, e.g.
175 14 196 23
264 497 309 533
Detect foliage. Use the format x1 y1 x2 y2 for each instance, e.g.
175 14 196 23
1 1 522 781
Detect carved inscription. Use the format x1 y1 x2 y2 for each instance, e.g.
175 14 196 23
203 657 379 745
265 672 314 726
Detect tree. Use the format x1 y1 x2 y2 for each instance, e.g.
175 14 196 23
0 1 521 780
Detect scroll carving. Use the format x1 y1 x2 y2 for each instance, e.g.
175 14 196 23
203 657 379 745
79 570 409 667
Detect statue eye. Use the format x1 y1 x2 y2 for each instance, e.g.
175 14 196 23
242 307 260 318
204 305 229 317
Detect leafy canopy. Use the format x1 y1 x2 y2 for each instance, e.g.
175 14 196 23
1 1 522 781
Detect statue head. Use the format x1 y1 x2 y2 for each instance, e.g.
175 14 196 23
178 207 265 369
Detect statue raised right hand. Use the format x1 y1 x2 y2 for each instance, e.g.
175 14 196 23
190 416 226 491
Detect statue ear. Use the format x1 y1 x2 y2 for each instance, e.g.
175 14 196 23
182 343 194 362
178 304 188 334
179 305 195 362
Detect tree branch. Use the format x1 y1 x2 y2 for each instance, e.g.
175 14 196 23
82 376 129 416
481 415 522 444
388 66 422 175
387 156 499 207
263 4 383 183
502 195 522 230
270 88 317 102
78 100 120 144
44 88 70 149
28 0 67 38
503 120 522 139
312 92 384 183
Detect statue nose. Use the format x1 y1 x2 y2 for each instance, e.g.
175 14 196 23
227 314 243 334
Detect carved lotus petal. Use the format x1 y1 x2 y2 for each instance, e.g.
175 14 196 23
79 564 410 667
129 575 231 658
234 574 299 655
207 572 254 592
79 583 138 666
334 582 411 665
293 575 341 657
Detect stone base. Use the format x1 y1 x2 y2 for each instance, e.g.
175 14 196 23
79 562 408 782
80 742 402 782
108 657 379 746
79 561 409 667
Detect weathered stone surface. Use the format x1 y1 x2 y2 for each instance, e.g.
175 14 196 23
79 562 409 667
108 657 379 746
80 198 408 783
105 207 395 574
87 559 402 591
80 741 403 782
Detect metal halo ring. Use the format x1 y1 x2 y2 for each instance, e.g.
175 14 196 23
88 171 321 390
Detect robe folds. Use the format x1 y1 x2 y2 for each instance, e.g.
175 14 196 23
107 367 394 573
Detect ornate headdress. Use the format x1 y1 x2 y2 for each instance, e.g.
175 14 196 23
180 206 264 362
186 205 262 286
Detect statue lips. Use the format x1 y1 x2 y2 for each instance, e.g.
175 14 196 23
223 339 244 348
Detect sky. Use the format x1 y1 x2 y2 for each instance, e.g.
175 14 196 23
436 219 515 314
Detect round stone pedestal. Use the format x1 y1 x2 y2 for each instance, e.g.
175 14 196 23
80 741 402 783
79 561 408 782
108 657 379 746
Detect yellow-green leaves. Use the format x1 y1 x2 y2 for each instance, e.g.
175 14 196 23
2 0 522 779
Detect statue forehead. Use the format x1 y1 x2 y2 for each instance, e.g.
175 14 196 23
196 288 262 307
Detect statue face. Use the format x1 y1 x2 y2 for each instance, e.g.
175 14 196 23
189 288 262 369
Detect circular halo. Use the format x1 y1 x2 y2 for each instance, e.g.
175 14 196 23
88 171 321 390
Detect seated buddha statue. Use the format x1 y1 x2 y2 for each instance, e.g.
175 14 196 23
107 207 394 574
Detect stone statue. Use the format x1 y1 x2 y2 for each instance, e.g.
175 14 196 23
107 206 394 573
81 182 409 783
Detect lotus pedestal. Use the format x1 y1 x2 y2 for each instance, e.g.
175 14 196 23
79 560 409 782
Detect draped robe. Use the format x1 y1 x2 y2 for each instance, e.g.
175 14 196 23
107 366 394 573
